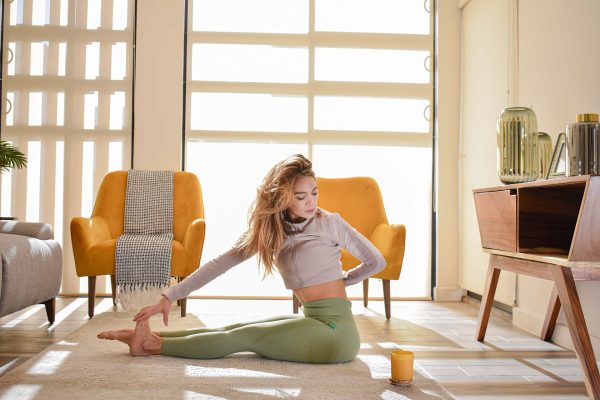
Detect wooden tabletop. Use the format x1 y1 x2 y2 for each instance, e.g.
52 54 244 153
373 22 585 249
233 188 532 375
473 175 591 193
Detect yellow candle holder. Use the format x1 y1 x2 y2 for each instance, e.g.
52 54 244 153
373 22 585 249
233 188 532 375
390 350 414 386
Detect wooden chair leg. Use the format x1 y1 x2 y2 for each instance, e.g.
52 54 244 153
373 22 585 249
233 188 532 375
477 256 501 341
363 279 369 307
42 298 55 324
541 286 561 342
180 297 187 317
176 277 182 306
551 265 600 399
110 275 117 305
88 276 97 318
293 295 300 314
382 279 391 319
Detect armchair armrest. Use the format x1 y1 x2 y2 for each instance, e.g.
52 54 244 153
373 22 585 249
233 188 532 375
182 218 206 274
70 216 112 251
0 221 54 240
369 223 406 281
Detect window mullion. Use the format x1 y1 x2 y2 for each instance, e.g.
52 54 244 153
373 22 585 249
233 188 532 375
189 31 432 51
307 0 315 161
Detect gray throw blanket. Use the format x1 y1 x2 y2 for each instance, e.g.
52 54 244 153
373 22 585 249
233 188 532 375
115 170 174 310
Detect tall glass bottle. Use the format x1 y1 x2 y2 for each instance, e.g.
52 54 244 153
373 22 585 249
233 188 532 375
497 107 539 183
566 113 600 176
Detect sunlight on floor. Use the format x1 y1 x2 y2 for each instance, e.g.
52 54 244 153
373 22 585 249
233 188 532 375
183 390 226 400
26 351 70 375
0 384 42 400
1 306 44 328
44 298 87 331
233 387 302 397
55 340 79 346
93 298 117 315
381 389 412 399
357 354 389 379
378 342 404 349
185 365 289 378
0 360 20 376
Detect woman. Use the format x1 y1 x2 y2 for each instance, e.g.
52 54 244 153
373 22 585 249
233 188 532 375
98 154 386 363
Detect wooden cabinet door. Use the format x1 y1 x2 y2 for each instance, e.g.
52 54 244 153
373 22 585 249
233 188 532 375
474 190 517 252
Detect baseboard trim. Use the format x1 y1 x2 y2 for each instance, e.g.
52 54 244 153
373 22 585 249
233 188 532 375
462 295 513 321
512 306 545 336
537 323 600 355
513 308 600 358
434 286 466 301
466 290 513 314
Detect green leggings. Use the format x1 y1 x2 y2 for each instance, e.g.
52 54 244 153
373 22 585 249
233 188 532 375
160 297 360 363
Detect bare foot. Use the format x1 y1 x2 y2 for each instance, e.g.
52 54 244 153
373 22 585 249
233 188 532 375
97 329 135 344
128 320 162 356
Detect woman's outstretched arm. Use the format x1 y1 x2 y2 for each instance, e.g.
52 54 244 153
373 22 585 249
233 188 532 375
133 240 254 324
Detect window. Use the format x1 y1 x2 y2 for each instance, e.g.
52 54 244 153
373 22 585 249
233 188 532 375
185 0 433 298
1 0 134 294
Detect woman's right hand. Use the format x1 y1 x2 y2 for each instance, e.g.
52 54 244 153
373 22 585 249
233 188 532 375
133 295 172 326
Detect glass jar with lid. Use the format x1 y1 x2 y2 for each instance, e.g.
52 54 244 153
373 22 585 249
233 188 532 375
566 113 600 176
497 107 539 183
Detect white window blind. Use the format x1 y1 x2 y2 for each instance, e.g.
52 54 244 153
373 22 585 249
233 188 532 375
185 0 434 298
1 0 134 295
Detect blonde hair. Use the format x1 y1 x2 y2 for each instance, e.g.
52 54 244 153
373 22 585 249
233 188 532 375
237 154 315 277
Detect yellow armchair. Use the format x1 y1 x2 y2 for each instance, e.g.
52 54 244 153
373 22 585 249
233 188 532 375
71 171 206 317
293 177 406 319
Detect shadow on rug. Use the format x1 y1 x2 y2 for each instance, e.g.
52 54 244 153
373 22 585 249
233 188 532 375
0 311 454 400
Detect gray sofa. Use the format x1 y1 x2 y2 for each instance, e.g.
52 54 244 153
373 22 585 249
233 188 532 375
0 221 62 324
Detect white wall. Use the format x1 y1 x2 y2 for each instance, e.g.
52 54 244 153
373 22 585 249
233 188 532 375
434 0 463 301
133 1 184 170
460 0 516 306
460 0 600 356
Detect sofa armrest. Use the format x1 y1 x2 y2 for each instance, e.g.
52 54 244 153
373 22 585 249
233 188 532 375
0 221 54 240
70 216 112 250
182 218 206 268
369 223 406 281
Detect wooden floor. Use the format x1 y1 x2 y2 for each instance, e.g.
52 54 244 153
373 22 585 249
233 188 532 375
0 297 594 399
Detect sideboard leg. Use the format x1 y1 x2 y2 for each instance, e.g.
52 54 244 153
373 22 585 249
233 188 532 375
552 265 600 400
540 286 561 342
477 256 501 342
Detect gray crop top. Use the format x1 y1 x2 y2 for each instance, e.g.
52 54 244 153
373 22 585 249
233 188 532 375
164 208 386 302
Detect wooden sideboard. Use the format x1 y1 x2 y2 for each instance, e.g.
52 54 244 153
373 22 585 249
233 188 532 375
474 175 600 400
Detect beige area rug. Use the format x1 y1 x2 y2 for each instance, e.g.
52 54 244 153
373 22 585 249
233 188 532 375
0 311 454 400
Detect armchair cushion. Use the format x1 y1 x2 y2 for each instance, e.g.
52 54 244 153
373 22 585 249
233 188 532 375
0 223 62 319
0 220 54 240
369 223 406 280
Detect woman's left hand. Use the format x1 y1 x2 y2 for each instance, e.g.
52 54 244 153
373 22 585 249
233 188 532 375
133 295 172 326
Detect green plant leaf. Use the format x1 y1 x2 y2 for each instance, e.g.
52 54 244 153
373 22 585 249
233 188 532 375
0 141 28 173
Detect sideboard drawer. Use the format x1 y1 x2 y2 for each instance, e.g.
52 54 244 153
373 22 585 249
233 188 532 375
474 190 517 252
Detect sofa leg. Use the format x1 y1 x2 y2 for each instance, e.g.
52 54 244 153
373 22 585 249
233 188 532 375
110 275 117 305
293 295 300 314
180 297 187 317
88 276 96 318
42 298 56 324
382 279 391 320
363 279 369 307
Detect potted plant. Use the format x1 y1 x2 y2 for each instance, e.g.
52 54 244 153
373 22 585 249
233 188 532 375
0 140 27 173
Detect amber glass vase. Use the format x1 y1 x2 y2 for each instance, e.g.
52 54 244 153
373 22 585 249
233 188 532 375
497 107 539 183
